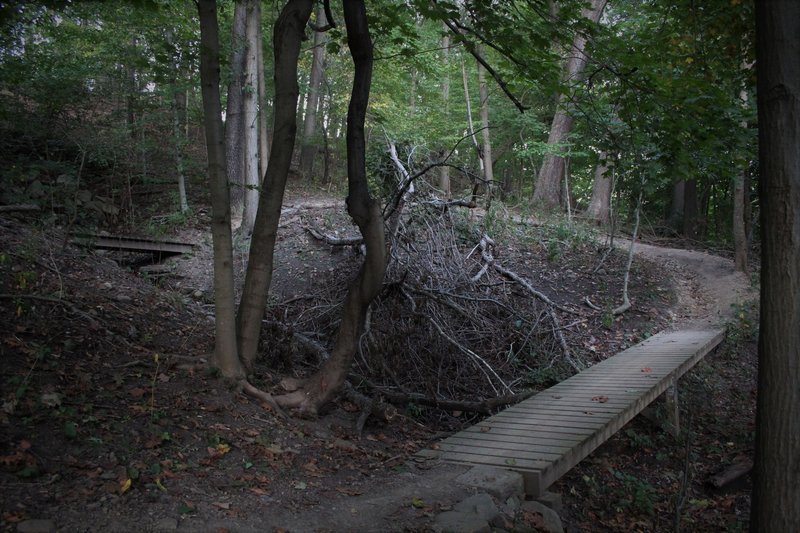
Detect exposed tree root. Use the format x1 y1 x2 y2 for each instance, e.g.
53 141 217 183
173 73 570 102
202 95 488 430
305 226 362 246
241 380 287 419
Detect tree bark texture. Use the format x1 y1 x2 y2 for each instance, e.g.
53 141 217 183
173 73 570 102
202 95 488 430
533 0 606 211
751 2 800 531
683 179 700 239
477 46 494 208
241 0 261 234
225 0 247 213
586 159 611 225
275 0 386 415
668 180 685 232
733 173 747 272
237 0 313 370
256 0 270 185
197 0 244 379
299 4 328 179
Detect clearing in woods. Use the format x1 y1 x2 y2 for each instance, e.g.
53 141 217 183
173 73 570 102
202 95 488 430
0 194 755 532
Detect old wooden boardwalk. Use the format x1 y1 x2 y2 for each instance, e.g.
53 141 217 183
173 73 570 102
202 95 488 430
418 328 725 496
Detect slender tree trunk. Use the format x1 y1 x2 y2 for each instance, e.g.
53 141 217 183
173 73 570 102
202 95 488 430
733 173 747 272
533 0 607 210
477 46 494 208
462 58 483 202
299 3 328 179
275 0 385 415
173 86 189 213
586 158 611 225
257 0 270 181
126 38 137 140
751 2 800 530
733 88 749 273
439 30 451 197
240 0 260 235
197 0 244 380
225 0 247 215
237 0 313 370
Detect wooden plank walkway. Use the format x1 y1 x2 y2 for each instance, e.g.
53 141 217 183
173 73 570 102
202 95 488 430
71 234 194 255
417 328 724 496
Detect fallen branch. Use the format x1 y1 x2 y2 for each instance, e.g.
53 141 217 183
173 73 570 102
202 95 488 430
354 376 535 414
341 380 397 437
474 234 579 315
305 226 362 246
584 296 602 311
0 293 97 325
708 458 753 489
0 204 40 213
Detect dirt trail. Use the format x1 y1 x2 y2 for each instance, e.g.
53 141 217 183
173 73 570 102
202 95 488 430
617 238 756 329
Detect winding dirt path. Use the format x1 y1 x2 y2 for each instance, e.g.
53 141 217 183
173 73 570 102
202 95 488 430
620 238 756 329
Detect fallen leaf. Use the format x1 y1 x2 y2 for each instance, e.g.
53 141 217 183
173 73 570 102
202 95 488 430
641 367 652 373
212 501 231 510
119 478 132 494
411 497 425 508
128 387 147 398
591 396 609 403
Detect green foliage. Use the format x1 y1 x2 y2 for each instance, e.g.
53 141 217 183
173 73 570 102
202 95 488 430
612 470 657 516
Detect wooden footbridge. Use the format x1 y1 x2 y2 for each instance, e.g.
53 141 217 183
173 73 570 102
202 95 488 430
418 329 725 496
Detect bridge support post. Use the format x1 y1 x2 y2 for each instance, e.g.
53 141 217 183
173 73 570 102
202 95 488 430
664 377 680 437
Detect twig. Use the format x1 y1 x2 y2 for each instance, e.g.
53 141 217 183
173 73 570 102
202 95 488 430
584 296 602 311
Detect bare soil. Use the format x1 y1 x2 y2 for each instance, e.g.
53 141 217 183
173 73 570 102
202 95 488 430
0 193 757 532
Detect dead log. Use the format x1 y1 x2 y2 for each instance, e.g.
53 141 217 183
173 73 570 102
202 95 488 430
708 458 753 489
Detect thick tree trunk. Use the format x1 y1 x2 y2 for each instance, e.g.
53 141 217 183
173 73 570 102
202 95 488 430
299 4 328 179
668 180 685 232
240 0 261 235
225 0 247 215
683 179 700 239
439 30 451 198
236 0 313 370
275 0 385 415
586 159 612 225
533 0 606 210
477 46 494 208
197 0 244 379
751 2 800 531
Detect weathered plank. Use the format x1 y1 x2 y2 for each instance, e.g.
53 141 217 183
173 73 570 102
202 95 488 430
71 233 194 255
418 328 724 496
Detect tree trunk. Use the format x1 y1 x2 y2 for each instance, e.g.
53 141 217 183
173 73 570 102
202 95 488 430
236 0 313 370
477 46 494 208
439 29 451 198
275 0 385 415
462 58 483 202
669 180 685 232
683 179 700 239
299 3 328 179
533 0 607 211
240 0 261 235
586 159 611 225
172 86 189 213
257 0 269 182
225 0 247 215
733 173 747 273
751 2 800 531
197 0 244 380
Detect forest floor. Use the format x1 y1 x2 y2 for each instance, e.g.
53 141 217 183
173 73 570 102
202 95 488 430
0 188 757 532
